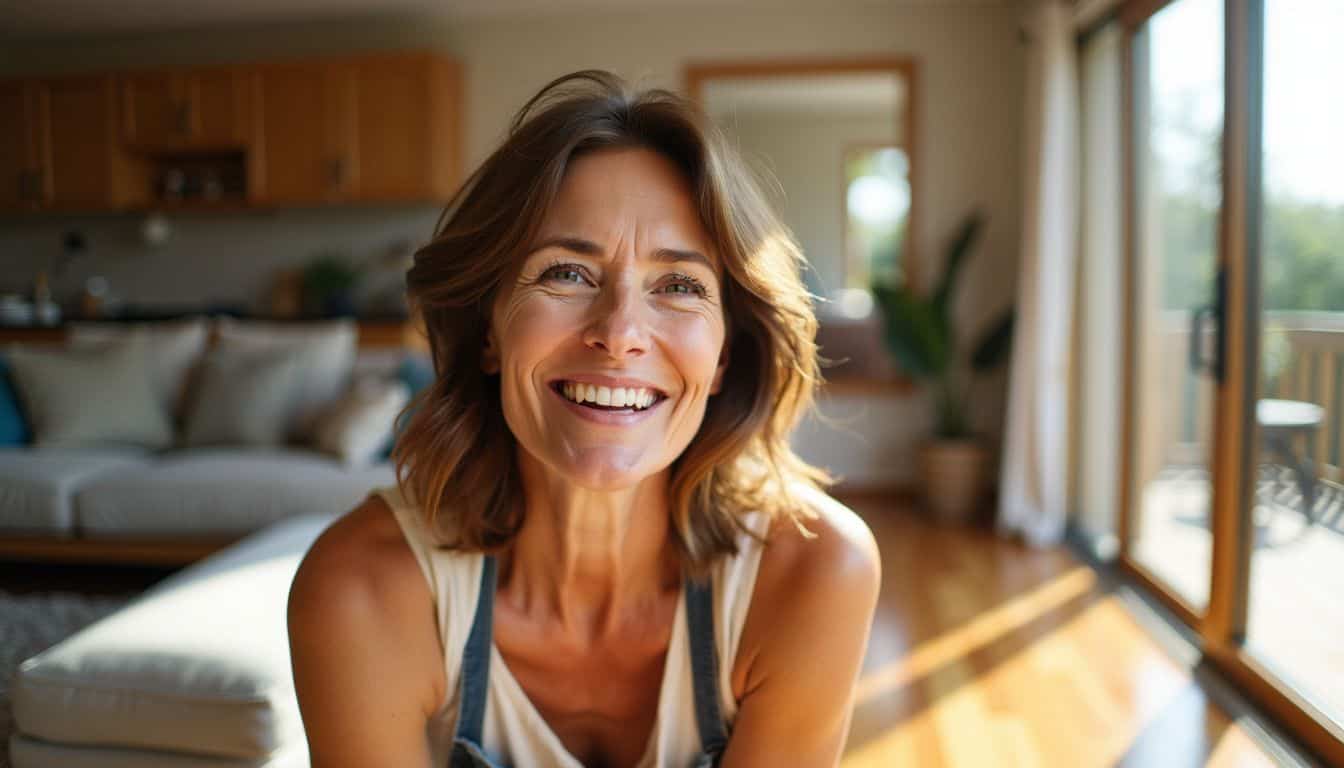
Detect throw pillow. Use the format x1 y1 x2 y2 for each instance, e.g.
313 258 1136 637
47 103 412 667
4 336 173 449
313 377 411 467
69 317 209 423
214 318 357 442
0 355 32 445
181 344 305 448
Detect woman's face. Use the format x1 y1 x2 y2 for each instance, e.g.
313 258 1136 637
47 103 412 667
487 147 729 490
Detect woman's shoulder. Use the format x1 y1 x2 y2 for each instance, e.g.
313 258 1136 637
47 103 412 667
289 493 446 704
728 487 881 722
295 492 425 601
759 485 881 588
288 494 447 761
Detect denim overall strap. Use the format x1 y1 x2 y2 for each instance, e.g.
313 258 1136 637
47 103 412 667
455 554 498 746
684 577 729 756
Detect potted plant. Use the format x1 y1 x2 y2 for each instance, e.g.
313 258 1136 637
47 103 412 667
871 211 1015 524
302 253 362 318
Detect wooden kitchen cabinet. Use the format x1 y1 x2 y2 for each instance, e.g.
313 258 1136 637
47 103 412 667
254 52 459 204
255 59 356 203
0 80 43 209
43 75 142 209
122 67 253 149
351 53 461 201
4 50 460 212
0 75 142 211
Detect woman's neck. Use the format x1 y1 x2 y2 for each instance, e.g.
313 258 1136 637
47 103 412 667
502 450 681 643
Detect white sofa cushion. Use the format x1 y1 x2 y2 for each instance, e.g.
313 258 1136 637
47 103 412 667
213 319 357 443
181 345 305 448
68 317 209 423
11 514 334 763
9 733 310 768
312 376 410 468
0 447 151 535
75 448 394 536
4 336 173 449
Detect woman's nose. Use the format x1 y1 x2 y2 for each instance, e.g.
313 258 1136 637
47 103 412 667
583 281 648 359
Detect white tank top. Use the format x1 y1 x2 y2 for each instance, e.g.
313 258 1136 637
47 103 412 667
371 484 768 768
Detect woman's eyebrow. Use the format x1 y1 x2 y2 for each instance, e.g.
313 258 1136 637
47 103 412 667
527 236 713 271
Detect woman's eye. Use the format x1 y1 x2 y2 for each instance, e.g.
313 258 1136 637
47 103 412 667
658 276 707 296
541 265 588 284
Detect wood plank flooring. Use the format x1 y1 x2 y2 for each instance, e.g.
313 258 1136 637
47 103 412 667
839 493 1294 768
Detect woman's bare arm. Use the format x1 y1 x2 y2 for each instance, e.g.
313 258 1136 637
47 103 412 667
288 500 444 768
720 493 882 768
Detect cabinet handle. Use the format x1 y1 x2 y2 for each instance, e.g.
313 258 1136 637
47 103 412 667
176 102 191 135
327 157 347 190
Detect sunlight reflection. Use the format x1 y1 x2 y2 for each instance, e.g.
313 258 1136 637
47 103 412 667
854 566 1097 708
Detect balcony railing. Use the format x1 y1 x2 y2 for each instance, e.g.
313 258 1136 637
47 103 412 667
1157 310 1344 485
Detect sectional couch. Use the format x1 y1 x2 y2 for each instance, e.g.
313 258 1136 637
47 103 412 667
2 317 435 766
0 316 431 563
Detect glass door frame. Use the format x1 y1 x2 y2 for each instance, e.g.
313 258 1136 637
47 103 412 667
1116 0 1344 762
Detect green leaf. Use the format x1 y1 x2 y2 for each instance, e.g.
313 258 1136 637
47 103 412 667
871 283 950 378
970 309 1015 371
931 212 984 332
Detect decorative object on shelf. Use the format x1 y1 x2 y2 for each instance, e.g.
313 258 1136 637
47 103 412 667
150 151 246 205
871 211 1016 524
30 271 60 326
140 212 172 247
301 254 363 318
267 269 305 319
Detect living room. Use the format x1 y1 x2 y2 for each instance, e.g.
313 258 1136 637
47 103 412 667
2 0 1342 766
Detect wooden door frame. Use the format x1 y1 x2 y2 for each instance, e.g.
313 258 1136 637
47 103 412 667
683 56 921 291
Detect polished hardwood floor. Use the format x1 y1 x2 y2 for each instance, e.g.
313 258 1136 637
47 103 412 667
2 496 1319 767
839 492 1304 768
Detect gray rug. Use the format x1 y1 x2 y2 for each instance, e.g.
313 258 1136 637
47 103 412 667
0 590 132 768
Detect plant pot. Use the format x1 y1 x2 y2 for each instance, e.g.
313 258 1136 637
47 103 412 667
917 438 990 525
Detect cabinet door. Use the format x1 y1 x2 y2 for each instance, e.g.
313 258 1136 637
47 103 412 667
43 76 120 208
190 67 252 147
257 61 354 203
122 72 183 146
0 81 35 208
352 55 433 200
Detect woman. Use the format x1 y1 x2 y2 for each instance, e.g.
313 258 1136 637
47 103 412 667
288 70 881 768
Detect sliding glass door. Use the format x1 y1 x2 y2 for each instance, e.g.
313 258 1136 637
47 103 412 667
1244 0 1344 736
1123 0 1224 617
1120 0 1344 762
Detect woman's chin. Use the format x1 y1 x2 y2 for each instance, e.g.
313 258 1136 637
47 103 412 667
552 448 664 491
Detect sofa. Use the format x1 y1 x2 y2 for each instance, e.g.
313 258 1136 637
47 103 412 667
11 511 330 767
1 316 438 765
0 316 432 563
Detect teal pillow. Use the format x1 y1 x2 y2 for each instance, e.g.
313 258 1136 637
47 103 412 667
0 355 33 445
381 353 435 459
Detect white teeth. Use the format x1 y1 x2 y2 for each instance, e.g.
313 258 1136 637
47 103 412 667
560 382 658 410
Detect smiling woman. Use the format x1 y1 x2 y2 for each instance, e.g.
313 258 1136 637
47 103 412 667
287 70 881 768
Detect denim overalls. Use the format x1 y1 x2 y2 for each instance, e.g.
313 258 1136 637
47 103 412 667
449 556 729 768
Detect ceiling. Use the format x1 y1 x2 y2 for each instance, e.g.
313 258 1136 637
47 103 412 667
0 0 1011 39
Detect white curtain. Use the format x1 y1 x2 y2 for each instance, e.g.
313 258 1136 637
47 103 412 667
997 0 1080 546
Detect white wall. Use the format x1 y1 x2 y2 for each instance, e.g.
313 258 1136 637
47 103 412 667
0 4 1025 488
726 111 894 297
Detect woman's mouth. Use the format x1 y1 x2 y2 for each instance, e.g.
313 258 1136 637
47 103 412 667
551 381 666 412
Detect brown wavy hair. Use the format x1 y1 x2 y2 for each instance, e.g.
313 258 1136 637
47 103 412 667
392 70 829 576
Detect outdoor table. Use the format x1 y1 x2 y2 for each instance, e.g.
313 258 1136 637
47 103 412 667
1258 398 1326 524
